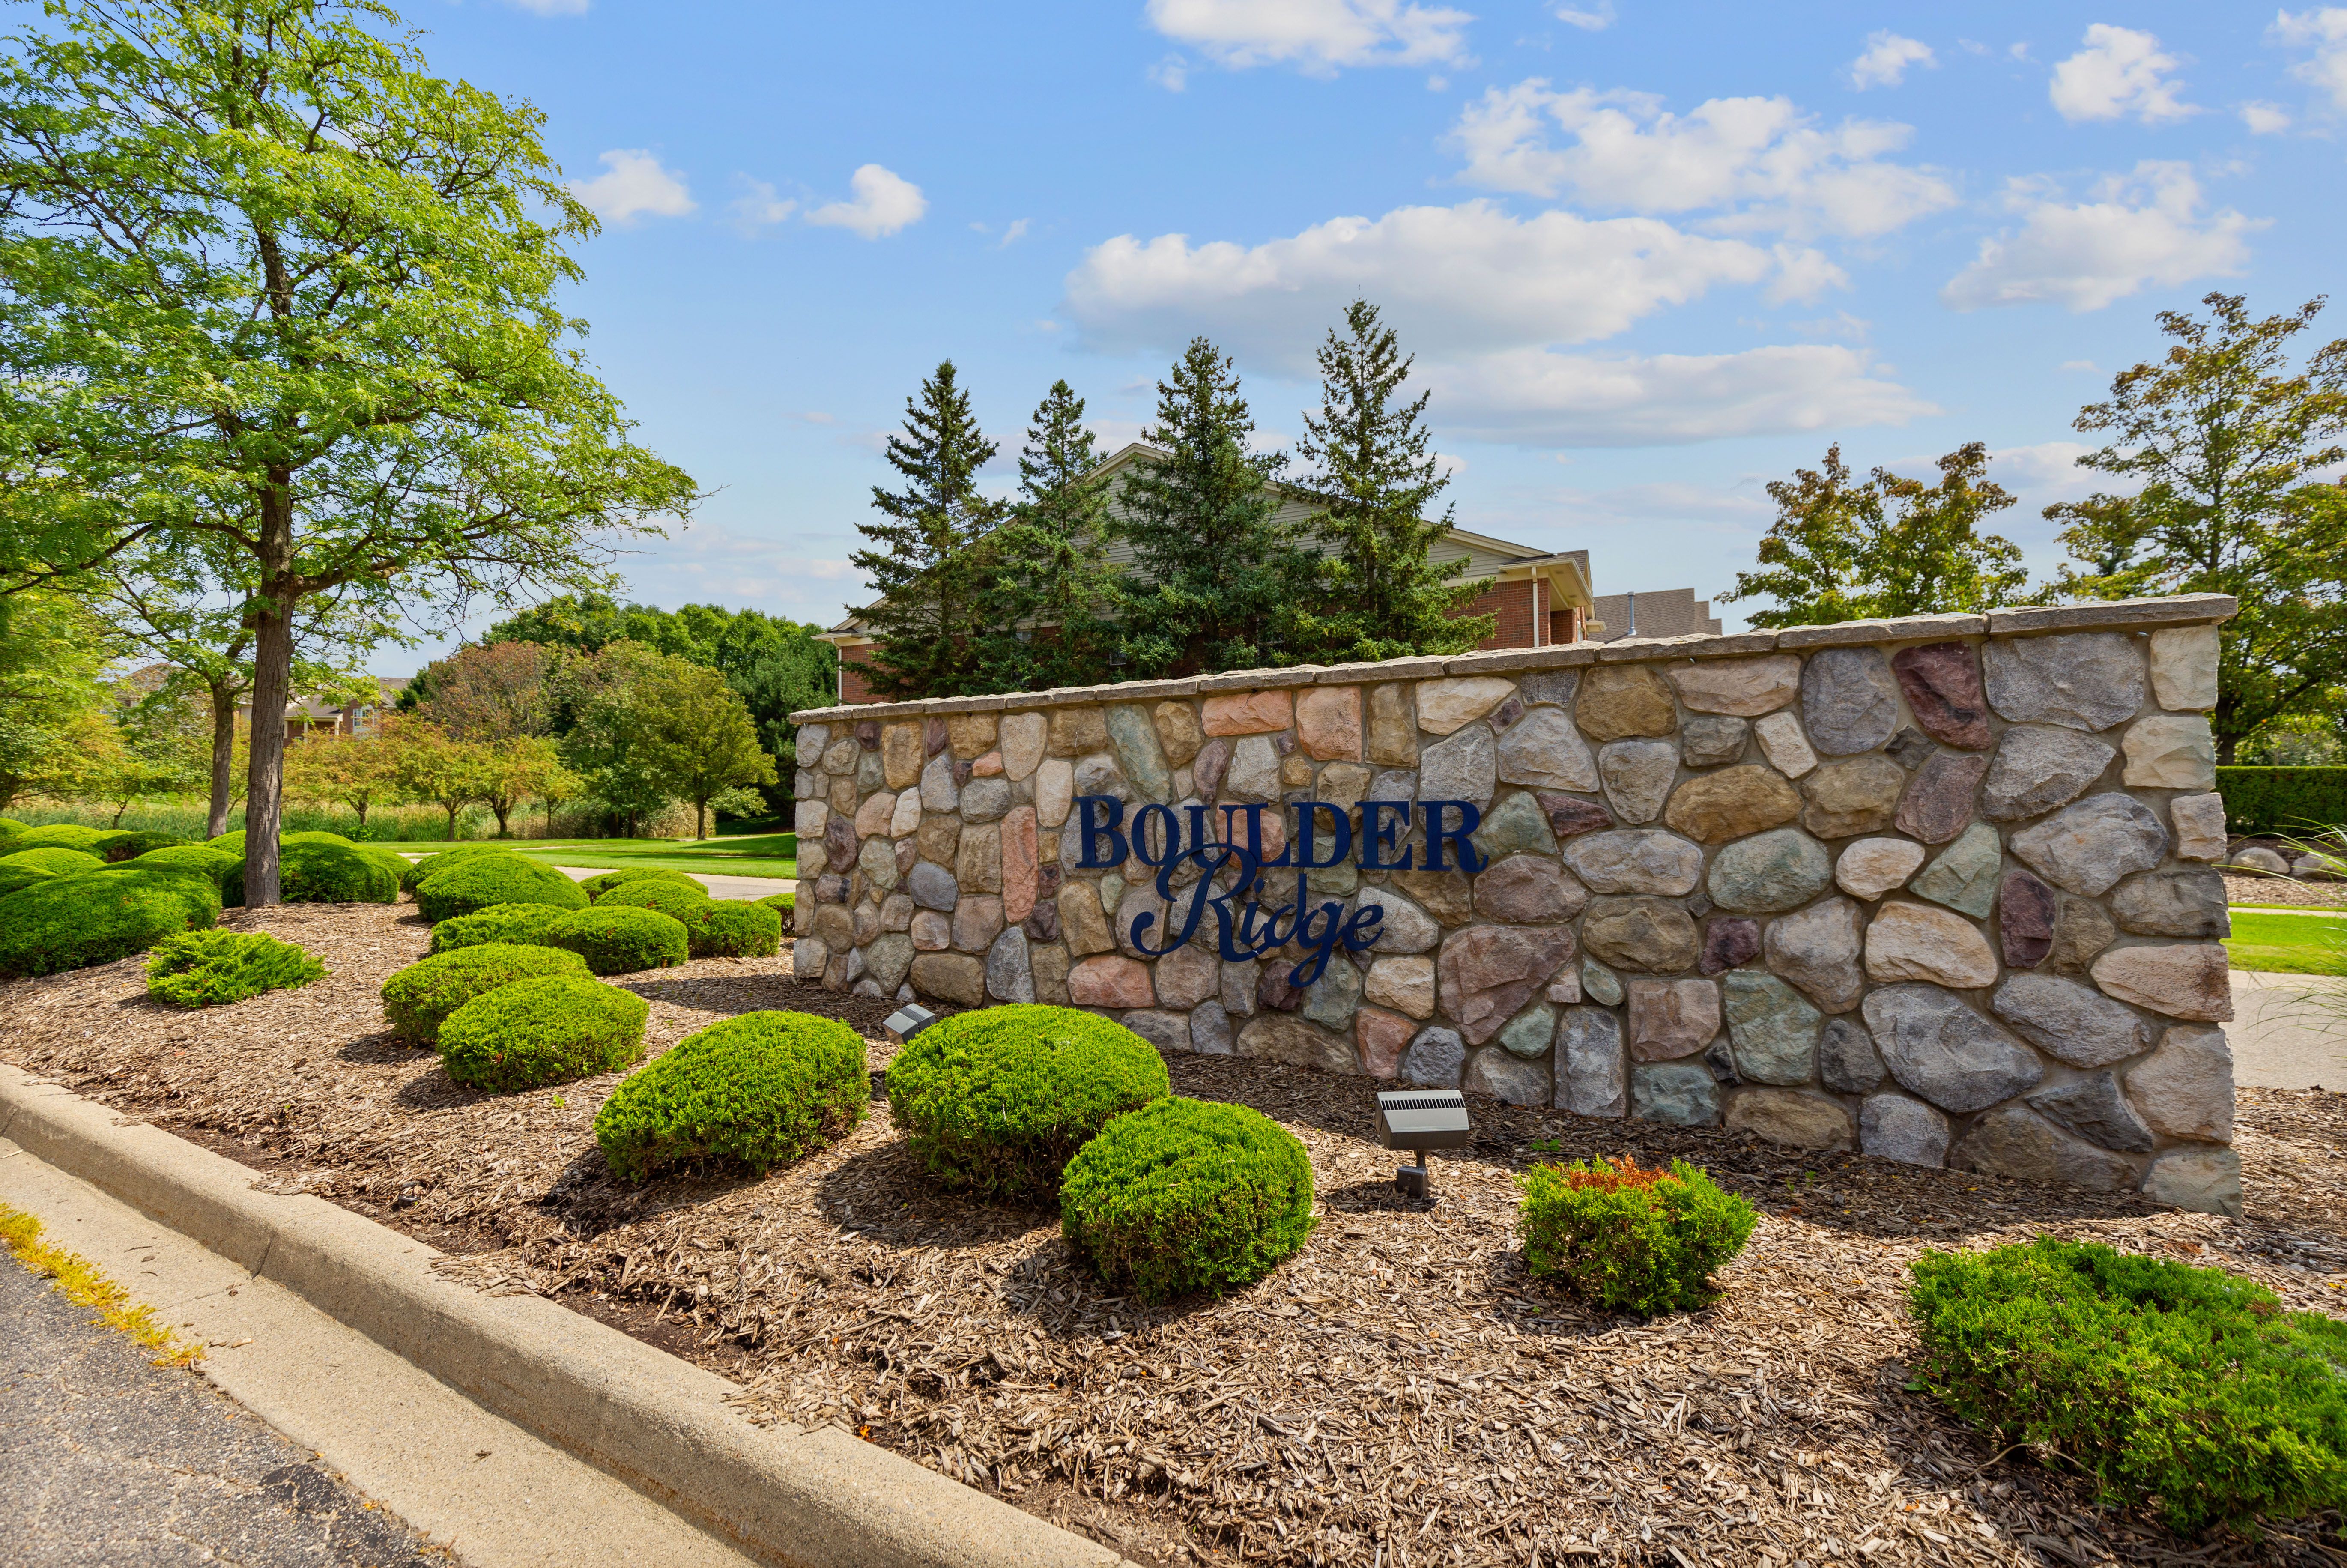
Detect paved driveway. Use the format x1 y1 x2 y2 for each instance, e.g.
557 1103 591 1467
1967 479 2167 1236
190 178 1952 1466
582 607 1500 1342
2228 970 2347 1089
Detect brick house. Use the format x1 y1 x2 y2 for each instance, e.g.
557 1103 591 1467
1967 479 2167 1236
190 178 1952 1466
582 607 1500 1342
817 442 1601 705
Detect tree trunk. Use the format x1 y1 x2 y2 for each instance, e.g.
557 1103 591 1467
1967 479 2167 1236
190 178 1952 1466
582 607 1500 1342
695 798 708 840
492 800 511 836
243 581 297 907
445 802 460 840
354 796 369 828
206 683 238 839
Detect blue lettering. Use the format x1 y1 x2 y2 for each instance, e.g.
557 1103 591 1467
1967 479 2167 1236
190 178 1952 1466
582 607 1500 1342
1130 802 1181 867
1075 795 1128 869
1421 800 1486 873
1360 800 1414 870
1293 801 1352 869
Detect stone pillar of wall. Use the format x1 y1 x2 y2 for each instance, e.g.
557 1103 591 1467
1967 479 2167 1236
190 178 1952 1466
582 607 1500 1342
788 594 2242 1216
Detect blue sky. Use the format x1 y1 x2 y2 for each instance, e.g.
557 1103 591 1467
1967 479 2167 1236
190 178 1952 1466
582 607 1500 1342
393 0 2345 668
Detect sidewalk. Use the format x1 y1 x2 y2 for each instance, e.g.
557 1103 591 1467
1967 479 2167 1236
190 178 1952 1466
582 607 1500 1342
2227 970 2347 1089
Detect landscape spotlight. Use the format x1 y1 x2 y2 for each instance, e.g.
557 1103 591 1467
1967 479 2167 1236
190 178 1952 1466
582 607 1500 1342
1376 1089 1471 1203
883 1003 937 1045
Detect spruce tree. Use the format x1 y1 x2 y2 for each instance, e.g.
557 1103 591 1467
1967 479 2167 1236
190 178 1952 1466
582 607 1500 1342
850 361 1002 699
1284 301 1492 661
1113 339 1308 675
977 380 1122 692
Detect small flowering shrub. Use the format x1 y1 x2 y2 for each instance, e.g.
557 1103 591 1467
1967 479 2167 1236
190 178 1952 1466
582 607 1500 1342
1517 1156 1756 1315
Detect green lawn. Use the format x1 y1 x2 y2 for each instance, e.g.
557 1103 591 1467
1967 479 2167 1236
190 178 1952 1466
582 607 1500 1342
2225 908 2347 975
400 834 799 881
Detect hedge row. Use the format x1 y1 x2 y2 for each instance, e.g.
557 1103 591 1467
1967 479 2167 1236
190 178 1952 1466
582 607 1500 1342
2216 767 2347 836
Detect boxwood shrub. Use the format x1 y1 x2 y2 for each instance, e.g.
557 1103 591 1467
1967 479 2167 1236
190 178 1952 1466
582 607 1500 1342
757 890 795 913
414 853 588 923
435 974 649 1093
687 900 782 959
594 1011 866 1182
581 867 704 901
381 943 592 1043
0 866 221 978
1516 1156 1757 1316
427 902 573 955
1911 1238 2347 1533
1059 1096 1316 1303
0 816 26 836
14 823 108 851
887 1004 1171 1201
2 846 106 877
146 929 326 1008
596 877 710 923
279 840 400 904
0 862 53 899
398 842 505 892
98 829 187 863
537 905 690 974
205 829 243 853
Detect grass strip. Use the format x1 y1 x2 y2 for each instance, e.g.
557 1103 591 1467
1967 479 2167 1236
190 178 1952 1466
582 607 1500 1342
0 1202 200 1367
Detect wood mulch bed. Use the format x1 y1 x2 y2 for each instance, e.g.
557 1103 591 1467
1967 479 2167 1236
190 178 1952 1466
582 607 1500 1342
5 900 2346 1567
2228 873 2347 910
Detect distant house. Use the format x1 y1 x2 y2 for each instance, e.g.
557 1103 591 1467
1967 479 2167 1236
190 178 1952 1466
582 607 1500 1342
1586 589 1723 644
818 442 1598 705
237 676 410 741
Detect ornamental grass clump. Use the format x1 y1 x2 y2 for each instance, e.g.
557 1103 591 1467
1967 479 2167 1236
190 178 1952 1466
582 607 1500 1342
1909 1238 2347 1535
380 943 591 1043
537 905 690 974
413 852 588 922
145 929 326 1008
435 975 648 1093
427 902 572 955
596 876 710 923
595 1011 866 1182
687 900 782 959
887 1004 1171 1201
1060 1097 1316 1304
0 866 220 978
1517 1156 1757 1316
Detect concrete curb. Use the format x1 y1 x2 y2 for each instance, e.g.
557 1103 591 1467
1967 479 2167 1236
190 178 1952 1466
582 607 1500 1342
0 1063 1130 1568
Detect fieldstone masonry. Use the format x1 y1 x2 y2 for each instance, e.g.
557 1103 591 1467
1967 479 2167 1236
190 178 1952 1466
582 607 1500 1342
790 594 2245 1217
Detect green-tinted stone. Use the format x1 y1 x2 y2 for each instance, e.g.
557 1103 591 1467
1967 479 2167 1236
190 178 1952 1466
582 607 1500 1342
1469 791 1558 862
1722 971 1821 1086
1706 827 1833 914
1104 705 1172 803
1911 823 2001 917
1498 1001 1557 1059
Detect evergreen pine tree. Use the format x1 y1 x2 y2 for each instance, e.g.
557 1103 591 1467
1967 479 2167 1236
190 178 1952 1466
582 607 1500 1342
1283 301 1493 661
1113 338 1308 675
977 380 1122 691
849 361 1002 699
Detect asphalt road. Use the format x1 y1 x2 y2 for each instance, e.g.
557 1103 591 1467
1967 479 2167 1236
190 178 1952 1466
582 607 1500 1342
0 1260 441 1568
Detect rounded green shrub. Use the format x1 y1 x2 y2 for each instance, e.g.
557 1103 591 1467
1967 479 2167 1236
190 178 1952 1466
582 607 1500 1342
414 853 588 923
1515 1156 1757 1316
284 830 355 846
887 1004 1171 1201
110 845 239 904
0 862 53 899
381 942 592 1043
537 905 690 975
0 866 221 977
756 890 795 913
397 843 504 891
581 867 703 901
15 824 108 851
427 902 573 955
278 839 400 904
1911 1238 2347 1534
687 900 782 959
146 929 327 1008
594 1011 866 1182
1060 1097 1316 1302
0 816 26 835
435 975 649 1093
205 829 244 853
597 876 710 924
2 846 106 877
97 829 187 863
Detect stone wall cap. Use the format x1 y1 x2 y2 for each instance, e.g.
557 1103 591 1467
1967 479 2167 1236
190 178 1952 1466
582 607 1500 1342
1314 657 1451 684
919 695 1011 715
1985 593 2239 635
1197 665 1324 692
1597 632 1735 662
1776 613 1986 648
1441 645 1602 675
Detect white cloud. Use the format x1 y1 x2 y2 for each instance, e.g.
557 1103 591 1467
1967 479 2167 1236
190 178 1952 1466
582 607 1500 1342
1849 31 1934 90
1150 55 1190 90
1000 218 1031 247
806 165 928 239
1449 81 1956 239
2274 9 2347 110
1144 0 1473 75
1554 2 1614 31
728 178 797 233
568 150 695 226
2057 358 2101 372
504 0 588 14
2048 24 2197 124
2240 101 2293 134
1941 163 2259 312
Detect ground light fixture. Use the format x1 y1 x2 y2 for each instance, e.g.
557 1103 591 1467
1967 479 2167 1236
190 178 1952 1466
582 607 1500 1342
875 1004 939 1101
1376 1089 1471 1202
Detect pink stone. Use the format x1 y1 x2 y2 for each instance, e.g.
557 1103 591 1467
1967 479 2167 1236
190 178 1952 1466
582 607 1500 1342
971 750 1004 777
1356 1007 1416 1080
1437 925 1579 1045
1296 686 1364 761
1625 977 1722 1061
1536 792 1612 840
1001 806 1039 923
1202 689 1296 736
1068 955 1156 1009
1893 751 1989 845
1699 917 1761 975
1999 868 2056 968
1891 643 1992 750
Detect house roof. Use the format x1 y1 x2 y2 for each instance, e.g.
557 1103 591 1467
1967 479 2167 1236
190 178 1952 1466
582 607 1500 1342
821 443 1591 642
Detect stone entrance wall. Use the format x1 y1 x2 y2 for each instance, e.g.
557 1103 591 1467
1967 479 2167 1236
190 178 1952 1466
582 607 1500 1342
787 594 2242 1216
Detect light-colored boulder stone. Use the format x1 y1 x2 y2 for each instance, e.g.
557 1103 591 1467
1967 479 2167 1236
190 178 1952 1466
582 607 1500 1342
1117 1009 1186 1055
1367 885 1440 953
1415 676 1516 736
1581 957 1623 1006
2125 1024 2234 1141
1561 829 1703 895
1865 902 1999 989
1068 954 1155 1008
1557 1007 1626 1117
1365 954 1436 1018
794 798 828 837
910 952 988 1008
951 894 1005 954
1801 755 1906 839
889 790 923 839
910 909 951 951
1982 726 2114 822
1403 1025 1466 1087
1498 1001 1558 1059
1982 632 2145 732
1861 1094 1949 1167
2141 1146 2242 1218
1581 896 1700 972
1727 1089 1853 1151
1666 654 1801 717
1473 855 1586 923
1368 684 1417 765
2148 624 2219 711
2090 943 2233 1021
2111 867 2229 938
999 711 1048 781
2168 793 2228 862
1753 711 1818 778
959 776 1013 824
956 821 1003 894
1105 705 1172 802
1836 837 1925 900
1679 715 1750 767
1469 792 1557 861
1058 881 1114 956
1631 1063 1720 1126
1201 689 1294 737
1494 707 1599 793
1707 827 1833 914
1035 756 1074 827
1765 896 1866 1012
919 749 960 813
1663 764 1802 844
1598 738 1678 824
2120 714 2216 791
1294 685 1361 760
1626 977 1721 1062
1223 734 1281 802
2009 793 2169 896
1990 973 2153 1067
1801 646 1899 756
855 789 898 838
1951 1105 2138 1192
1154 940 1221 1010
1576 665 1678 742
1237 1013 1354 1072
985 928 1035 1003
1354 1006 1415 1078
1418 724 1497 805
1863 984 2045 1112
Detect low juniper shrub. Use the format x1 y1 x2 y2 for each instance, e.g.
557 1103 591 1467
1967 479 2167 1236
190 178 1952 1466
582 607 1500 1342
12 823 108 851
1059 1096 1316 1304
278 839 401 905
887 1004 1170 1201
594 1010 866 1182
1516 1156 1757 1316
380 943 592 1043
537 905 690 975
434 974 649 1093
146 929 326 1008
0 861 54 899
124 845 238 896
427 902 573 955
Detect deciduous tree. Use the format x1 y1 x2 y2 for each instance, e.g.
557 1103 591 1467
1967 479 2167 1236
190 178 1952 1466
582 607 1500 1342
639 663 778 840
284 728 401 829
